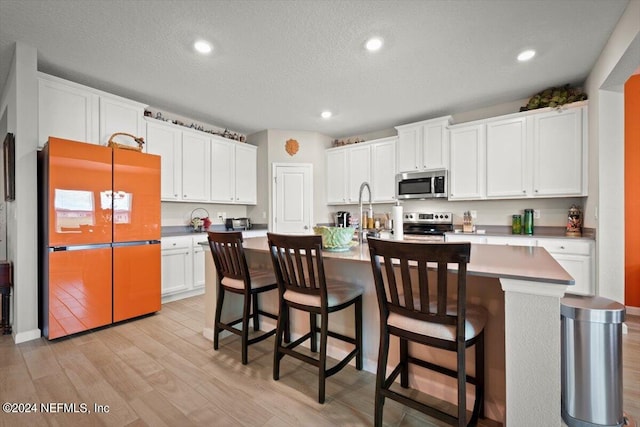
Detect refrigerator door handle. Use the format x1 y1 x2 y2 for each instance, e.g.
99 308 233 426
112 240 161 248
49 243 112 252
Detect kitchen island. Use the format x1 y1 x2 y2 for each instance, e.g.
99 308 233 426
202 237 573 426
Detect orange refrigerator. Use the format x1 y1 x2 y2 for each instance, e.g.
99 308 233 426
39 137 161 339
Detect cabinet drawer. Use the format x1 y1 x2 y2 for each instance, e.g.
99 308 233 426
486 236 536 247
536 238 592 255
161 237 191 250
445 234 487 244
192 235 209 247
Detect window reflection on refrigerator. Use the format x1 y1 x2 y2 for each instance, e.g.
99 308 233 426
101 190 132 224
54 189 95 233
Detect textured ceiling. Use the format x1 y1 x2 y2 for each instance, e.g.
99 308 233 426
0 0 631 138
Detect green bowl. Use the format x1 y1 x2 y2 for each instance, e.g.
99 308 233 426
313 226 356 249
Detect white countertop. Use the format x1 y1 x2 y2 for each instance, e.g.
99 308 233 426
242 236 574 285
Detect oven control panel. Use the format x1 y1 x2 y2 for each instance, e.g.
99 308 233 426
404 212 452 224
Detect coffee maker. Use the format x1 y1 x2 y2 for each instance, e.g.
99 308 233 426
335 211 351 227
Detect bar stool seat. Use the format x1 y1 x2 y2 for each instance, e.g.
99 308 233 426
221 269 277 290
284 280 363 308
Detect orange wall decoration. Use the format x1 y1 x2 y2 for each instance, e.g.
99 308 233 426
625 74 640 307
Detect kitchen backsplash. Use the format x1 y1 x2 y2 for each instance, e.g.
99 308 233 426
324 197 585 227
161 202 248 226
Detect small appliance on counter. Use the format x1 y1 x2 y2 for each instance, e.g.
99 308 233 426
335 211 351 228
225 217 252 231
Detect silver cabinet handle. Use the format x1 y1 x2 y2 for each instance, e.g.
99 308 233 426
174 193 178 197
560 246 565 249
172 243 176 246
304 225 309 230
522 190 526 193
535 189 539 193
184 194 187 197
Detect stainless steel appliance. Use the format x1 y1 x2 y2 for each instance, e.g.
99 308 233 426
402 211 453 242
225 217 251 230
396 169 448 200
335 211 351 227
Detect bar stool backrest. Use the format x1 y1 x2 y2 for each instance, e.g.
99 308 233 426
207 231 250 287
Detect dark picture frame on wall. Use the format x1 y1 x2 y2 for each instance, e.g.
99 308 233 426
4 132 15 201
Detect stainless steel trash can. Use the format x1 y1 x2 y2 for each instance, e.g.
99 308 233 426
561 295 626 427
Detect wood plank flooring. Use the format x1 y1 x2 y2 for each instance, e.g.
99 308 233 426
0 295 638 426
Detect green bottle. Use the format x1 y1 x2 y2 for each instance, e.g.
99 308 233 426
523 209 534 235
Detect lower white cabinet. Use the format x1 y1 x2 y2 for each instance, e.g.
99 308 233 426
161 235 206 302
444 234 488 244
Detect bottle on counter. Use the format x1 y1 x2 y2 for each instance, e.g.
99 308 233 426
512 214 522 234
523 209 534 235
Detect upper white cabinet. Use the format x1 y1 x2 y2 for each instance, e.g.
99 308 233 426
182 130 211 202
371 137 397 202
210 136 257 204
533 107 586 197
326 137 397 205
448 102 588 201
38 73 146 148
146 119 182 201
396 116 452 172
326 148 348 204
449 123 486 200
38 76 99 145
486 116 528 198
99 96 146 146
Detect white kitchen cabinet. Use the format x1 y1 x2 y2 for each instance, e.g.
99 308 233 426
396 116 452 172
449 123 486 200
532 106 586 197
192 236 208 289
99 95 146 146
210 136 257 204
347 144 372 203
182 130 211 202
445 233 488 244
485 235 536 247
38 75 99 146
536 238 594 296
326 148 348 204
486 117 528 198
234 143 257 204
161 237 192 297
146 119 182 200
371 137 397 202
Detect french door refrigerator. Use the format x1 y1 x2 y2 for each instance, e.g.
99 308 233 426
39 137 161 339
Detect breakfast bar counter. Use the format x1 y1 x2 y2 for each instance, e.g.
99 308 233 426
202 237 573 426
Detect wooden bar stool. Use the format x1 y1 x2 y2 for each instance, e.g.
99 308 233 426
368 238 487 426
0 261 12 335
207 231 279 364
267 232 363 404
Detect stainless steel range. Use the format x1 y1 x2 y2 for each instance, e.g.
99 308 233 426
402 212 453 242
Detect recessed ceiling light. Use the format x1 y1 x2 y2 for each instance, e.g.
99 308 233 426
517 49 536 62
365 37 383 52
194 40 212 54
321 111 332 119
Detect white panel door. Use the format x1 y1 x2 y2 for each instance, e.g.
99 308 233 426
234 144 257 204
486 117 528 198
273 164 313 234
449 124 485 200
146 120 182 201
210 137 235 203
181 131 211 201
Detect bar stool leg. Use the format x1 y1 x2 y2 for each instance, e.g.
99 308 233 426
310 313 318 352
273 300 287 381
355 296 363 370
318 311 329 404
241 291 251 365
214 285 225 350
375 325 390 427
400 338 409 388
252 293 260 331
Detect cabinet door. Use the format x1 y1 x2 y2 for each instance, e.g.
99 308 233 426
533 107 584 196
211 137 235 203
99 96 146 146
449 124 485 200
486 117 528 198
397 127 421 172
38 78 99 146
145 120 182 201
422 120 449 170
234 144 257 204
371 138 397 202
161 245 192 296
326 148 348 204
348 145 372 203
181 131 211 201
192 244 206 289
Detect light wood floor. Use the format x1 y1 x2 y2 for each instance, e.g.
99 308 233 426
0 295 638 426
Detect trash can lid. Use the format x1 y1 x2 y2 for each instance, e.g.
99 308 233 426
561 295 625 324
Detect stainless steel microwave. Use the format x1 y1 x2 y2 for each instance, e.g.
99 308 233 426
396 170 448 200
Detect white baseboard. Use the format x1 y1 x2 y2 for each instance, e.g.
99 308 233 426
14 328 41 344
162 288 204 304
625 305 640 316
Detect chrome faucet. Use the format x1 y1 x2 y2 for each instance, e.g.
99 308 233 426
358 181 372 246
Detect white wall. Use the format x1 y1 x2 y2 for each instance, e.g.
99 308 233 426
0 42 40 343
246 130 269 224
161 201 247 226
584 0 640 303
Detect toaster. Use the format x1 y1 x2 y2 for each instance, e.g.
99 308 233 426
225 217 251 230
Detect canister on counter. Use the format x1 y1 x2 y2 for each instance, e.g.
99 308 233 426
512 214 522 234
523 209 534 235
